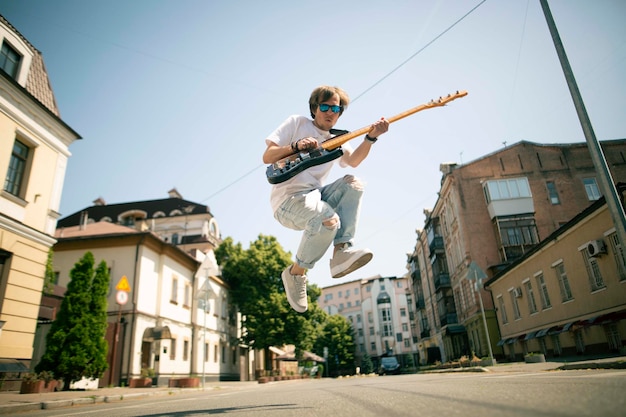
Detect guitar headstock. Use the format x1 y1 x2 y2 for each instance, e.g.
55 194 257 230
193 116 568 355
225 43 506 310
428 90 468 107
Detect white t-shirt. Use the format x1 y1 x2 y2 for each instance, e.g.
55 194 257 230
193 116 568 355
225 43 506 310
266 115 353 213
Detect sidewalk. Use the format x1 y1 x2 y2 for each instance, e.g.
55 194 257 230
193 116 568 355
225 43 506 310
0 381 255 415
1 356 624 415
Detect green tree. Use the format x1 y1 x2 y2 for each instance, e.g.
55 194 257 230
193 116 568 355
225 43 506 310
215 235 325 352
36 252 110 390
313 314 356 376
43 249 55 294
360 352 374 374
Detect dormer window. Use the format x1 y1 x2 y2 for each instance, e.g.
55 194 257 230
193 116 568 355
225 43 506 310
118 209 147 227
0 41 20 79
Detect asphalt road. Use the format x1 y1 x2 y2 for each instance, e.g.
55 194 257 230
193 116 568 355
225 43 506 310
10 370 626 417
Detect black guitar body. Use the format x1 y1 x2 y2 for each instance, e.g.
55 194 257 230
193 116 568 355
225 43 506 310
266 147 343 184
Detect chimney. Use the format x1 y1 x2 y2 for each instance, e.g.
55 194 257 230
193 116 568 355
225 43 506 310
79 211 88 230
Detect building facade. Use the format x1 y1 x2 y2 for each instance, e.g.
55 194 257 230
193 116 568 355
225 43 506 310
319 275 418 368
0 14 80 372
408 139 626 363
484 197 626 360
38 221 240 386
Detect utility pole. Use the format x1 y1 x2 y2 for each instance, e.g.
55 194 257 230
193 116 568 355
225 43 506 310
540 0 626 249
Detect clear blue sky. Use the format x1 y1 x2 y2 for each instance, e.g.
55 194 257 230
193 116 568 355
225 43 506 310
2 0 625 289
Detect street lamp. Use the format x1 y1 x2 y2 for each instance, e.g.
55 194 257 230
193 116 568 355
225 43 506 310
196 279 213 389
468 262 495 366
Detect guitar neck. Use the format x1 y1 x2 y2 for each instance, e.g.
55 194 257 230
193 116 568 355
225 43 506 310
321 90 468 151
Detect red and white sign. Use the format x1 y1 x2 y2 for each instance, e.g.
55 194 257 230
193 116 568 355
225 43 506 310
116 290 128 305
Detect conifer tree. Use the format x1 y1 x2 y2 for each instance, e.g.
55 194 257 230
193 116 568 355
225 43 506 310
36 252 110 389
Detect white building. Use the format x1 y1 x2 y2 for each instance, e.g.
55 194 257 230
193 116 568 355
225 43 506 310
39 221 240 386
319 275 418 368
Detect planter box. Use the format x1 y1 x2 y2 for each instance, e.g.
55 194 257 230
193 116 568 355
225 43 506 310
480 358 497 367
20 380 60 394
168 377 200 388
129 377 153 388
525 354 546 363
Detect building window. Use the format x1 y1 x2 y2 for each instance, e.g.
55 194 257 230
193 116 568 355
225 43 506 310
498 295 509 324
4 139 30 197
400 308 407 317
183 340 189 361
370 342 376 352
494 216 540 261
204 343 209 362
0 41 21 79
402 323 408 332
509 289 521 320
581 248 605 291
214 345 218 363
523 280 538 314
483 177 531 202
535 272 551 309
553 261 573 302
170 338 177 360
605 324 622 351
607 231 626 282
380 306 393 337
369 327 374 336
170 276 178 304
546 181 560 204
404 339 410 348
582 178 601 201
183 282 191 308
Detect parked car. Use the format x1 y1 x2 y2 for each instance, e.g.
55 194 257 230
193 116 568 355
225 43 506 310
378 356 401 375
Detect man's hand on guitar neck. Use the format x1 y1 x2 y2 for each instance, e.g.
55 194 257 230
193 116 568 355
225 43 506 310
366 117 389 141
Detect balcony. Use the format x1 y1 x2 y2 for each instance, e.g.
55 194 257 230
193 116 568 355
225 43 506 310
416 296 425 309
420 328 430 338
428 236 444 256
434 273 451 290
439 313 458 326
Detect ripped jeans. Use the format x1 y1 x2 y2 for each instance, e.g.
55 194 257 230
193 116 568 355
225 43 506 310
274 175 364 270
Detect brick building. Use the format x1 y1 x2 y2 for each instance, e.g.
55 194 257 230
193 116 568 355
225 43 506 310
408 139 626 363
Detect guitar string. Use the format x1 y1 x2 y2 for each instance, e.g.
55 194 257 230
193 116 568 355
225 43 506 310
199 0 487 204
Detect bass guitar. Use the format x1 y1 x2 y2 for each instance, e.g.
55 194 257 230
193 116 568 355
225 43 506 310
265 90 468 184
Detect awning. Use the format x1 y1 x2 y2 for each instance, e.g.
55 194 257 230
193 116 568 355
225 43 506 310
589 310 626 326
497 339 507 346
269 346 286 356
524 331 537 341
302 350 326 362
0 359 29 372
142 326 172 341
547 325 563 335
562 321 576 332
445 324 466 336
506 338 516 344
536 328 550 337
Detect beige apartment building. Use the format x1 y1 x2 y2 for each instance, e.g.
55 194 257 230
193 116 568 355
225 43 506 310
0 15 80 372
42 221 241 386
484 197 626 360
408 139 626 363
319 275 418 368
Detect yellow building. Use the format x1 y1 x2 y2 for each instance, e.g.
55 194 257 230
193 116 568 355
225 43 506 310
485 197 626 361
0 15 80 371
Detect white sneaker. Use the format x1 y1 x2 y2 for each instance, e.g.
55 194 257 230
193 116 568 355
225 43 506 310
281 266 308 313
330 244 373 278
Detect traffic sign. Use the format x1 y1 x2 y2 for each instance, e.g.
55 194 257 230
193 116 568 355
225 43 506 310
116 275 131 292
116 290 128 305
